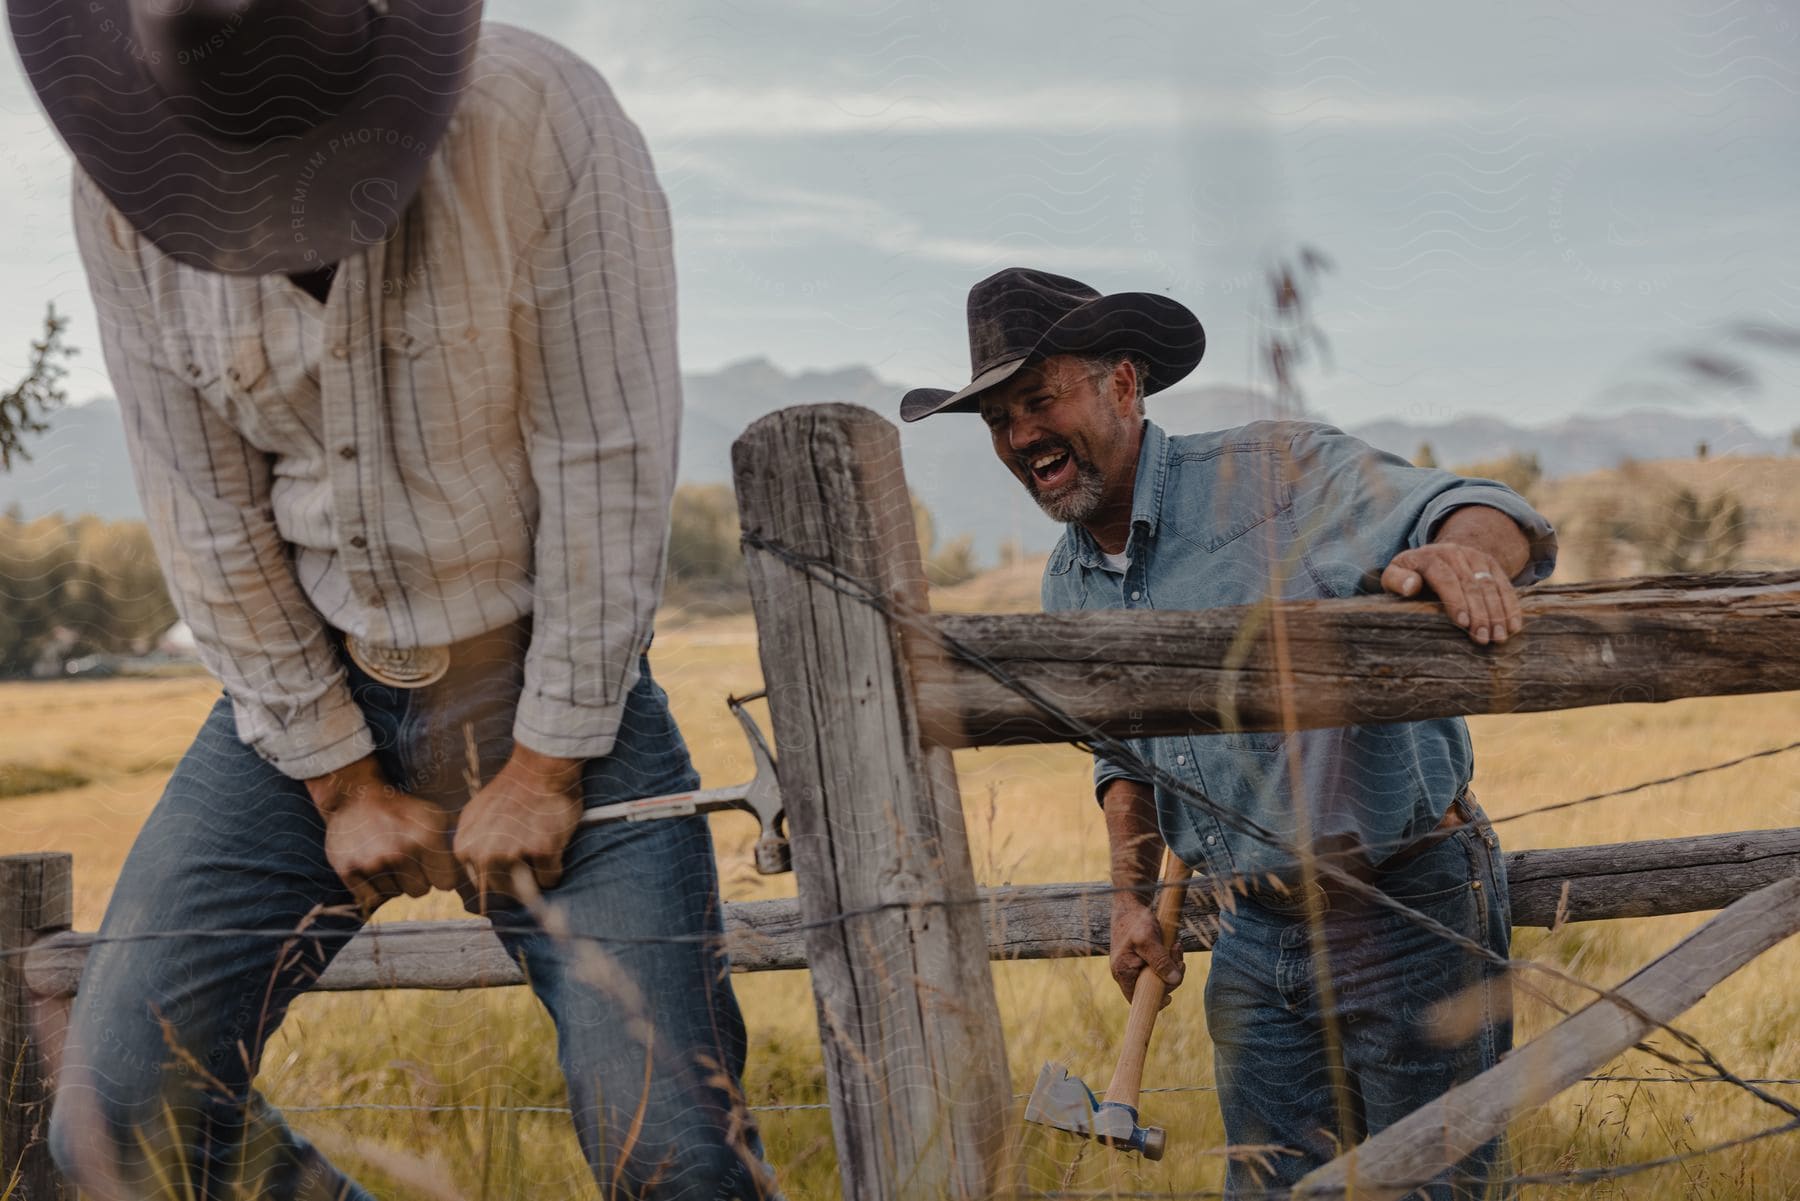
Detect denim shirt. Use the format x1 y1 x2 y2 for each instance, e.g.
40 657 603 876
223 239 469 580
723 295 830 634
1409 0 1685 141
1039 419 1557 883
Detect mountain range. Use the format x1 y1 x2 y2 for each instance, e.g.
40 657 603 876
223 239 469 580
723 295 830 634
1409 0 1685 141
4 358 1787 560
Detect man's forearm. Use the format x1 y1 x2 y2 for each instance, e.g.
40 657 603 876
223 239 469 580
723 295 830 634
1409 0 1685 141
1103 778 1163 904
1432 504 1531 579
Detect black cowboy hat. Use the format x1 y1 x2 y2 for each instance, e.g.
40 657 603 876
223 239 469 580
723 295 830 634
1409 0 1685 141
9 0 483 276
900 267 1205 422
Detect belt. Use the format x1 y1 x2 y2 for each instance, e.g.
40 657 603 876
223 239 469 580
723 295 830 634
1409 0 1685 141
1377 787 1475 874
1241 788 1479 914
340 618 531 689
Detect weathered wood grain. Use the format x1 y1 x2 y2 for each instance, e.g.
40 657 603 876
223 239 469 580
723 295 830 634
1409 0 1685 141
28 828 1800 996
914 570 1800 747
2 853 72 1201
731 404 1011 1201
1295 875 1800 1200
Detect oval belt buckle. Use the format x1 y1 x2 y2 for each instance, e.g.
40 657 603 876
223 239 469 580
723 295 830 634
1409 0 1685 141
346 634 451 688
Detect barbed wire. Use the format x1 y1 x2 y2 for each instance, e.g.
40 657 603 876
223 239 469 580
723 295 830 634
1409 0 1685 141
274 1072 1800 1119
279 1101 834 1116
1485 738 1800 828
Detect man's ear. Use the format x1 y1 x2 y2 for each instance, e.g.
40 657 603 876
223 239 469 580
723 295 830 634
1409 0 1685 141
1111 358 1140 417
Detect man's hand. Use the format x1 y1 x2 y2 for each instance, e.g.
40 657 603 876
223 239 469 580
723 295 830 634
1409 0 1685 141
1381 504 1534 645
306 757 459 914
453 745 585 912
1103 777 1184 1006
1110 893 1184 1007
1381 543 1521 645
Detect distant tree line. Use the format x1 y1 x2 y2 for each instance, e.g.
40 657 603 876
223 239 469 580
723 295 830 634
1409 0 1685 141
0 510 176 675
0 481 984 672
666 484 979 613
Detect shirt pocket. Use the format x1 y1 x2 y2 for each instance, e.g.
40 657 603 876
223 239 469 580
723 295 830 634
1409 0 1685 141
1185 446 1295 553
166 327 311 454
386 326 498 477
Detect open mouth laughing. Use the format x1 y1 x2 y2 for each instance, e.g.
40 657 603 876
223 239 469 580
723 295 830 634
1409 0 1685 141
1022 442 1078 494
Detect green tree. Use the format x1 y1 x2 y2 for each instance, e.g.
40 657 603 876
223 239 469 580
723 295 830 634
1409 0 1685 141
0 305 76 471
0 513 176 675
664 483 747 613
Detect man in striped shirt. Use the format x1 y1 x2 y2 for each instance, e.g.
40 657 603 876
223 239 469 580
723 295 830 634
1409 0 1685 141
16 2 776 1197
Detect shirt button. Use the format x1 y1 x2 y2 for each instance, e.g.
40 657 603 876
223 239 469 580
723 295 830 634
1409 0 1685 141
1205 834 1218 846
1176 753 1187 765
338 445 357 460
331 344 349 359
349 535 367 549
1130 590 1142 601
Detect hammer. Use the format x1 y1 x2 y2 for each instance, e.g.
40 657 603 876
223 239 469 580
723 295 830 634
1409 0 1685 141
1025 850 1194 1159
578 691 790 874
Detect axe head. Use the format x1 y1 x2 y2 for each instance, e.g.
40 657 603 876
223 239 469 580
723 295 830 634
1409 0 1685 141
1023 1061 1099 1138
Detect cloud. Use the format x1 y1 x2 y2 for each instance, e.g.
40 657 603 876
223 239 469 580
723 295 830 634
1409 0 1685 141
664 150 1148 270
628 80 1523 141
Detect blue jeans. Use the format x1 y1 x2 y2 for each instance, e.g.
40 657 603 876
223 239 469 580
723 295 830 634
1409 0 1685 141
1205 804 1513 1199
49 632 778 1200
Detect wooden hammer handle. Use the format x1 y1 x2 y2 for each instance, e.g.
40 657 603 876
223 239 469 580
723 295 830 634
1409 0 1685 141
1103 850 1194 1107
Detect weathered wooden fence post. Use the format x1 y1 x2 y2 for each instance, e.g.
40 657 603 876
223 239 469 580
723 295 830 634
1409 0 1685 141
2 853 72 1201
732 404 1012 1199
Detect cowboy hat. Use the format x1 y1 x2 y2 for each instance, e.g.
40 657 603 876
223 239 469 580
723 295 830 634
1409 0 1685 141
900 267 1205 422
9 0 483 276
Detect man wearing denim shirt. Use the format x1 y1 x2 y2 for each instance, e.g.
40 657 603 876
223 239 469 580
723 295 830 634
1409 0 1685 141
904 268 1556 1198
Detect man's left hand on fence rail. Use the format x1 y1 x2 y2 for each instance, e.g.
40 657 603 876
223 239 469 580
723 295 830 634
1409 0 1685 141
1381 504 1534 645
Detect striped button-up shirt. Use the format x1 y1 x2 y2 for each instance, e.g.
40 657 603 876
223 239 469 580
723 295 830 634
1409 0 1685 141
72 24 680 780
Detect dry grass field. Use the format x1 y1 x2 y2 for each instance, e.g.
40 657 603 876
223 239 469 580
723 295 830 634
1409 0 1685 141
5 541 1800 1197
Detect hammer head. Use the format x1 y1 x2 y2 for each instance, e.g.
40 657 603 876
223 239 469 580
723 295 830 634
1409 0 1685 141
1023 1062 1167 1160
729 692 790 874
1024 1062 1098 1137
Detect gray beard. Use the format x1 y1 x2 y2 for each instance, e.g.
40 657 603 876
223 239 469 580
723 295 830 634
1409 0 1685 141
1031 463 1107 524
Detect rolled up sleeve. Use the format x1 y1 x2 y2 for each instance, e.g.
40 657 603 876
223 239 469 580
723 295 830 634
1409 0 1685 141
1413 482 1558 584
1093 753 1152 806
1285 424 1558 593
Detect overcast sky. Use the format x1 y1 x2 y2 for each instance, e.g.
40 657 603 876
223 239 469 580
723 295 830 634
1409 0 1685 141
2 0 1797 432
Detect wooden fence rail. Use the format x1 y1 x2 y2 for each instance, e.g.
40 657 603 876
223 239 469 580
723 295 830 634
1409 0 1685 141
917 570 1800 747
6 404 1799 1201
22 827 1800 998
